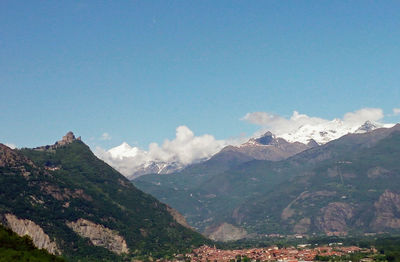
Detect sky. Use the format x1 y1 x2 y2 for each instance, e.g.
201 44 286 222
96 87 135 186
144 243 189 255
1 1 400 153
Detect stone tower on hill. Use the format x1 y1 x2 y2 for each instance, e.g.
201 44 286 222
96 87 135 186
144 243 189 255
56 131 81 146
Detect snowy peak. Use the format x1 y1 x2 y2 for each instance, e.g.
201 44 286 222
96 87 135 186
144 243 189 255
355 120 379 133
222 131 312 162
129 161 183 178
277 120 392 145
97 120 395 180
99 142 191 179
254 131 274 145
241 132 279 147
307 139 319 148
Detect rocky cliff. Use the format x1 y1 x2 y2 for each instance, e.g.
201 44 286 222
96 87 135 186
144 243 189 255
316 202 354 236
205 223 248 241
67 218 129 255
166 206 192 229
0 143 35 171
0 135 209 261
373 190 400 230
4 213 60 255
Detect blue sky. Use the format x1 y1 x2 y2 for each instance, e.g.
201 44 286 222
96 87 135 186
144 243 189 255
1 1 400 149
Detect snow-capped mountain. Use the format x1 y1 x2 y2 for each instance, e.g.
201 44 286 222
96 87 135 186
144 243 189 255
97 120 394 179
277 120 394 145
217 131 316 162
95 125 229 179
97 142 187 179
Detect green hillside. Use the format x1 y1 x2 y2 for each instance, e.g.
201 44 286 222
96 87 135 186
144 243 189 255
0 135 210 261
0 224 64 262
236 130 400 235
134 126 400 239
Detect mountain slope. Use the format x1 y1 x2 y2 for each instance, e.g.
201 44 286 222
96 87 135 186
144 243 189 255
133 132 315 232
0 224 65 262
235 128 400 235
0 133 209 261
103 120 389 178
217 131 314 162
134 125 400 240
135 131 314 192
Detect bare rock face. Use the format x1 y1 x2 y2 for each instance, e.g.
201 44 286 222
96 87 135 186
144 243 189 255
205 223 248 242
4 214 60 255
372 190 400 229
367 167 390 179
40 183 93 202
316 202 353 236
166 205 192 229
66 218 129 254
281 191 336 221
293 218 311 234
222 132 312 162
281 191 311 220
0 144 34 168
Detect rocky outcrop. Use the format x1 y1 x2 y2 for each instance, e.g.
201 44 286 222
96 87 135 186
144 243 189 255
281 191 336 221
56 131 81 146
281 191 310 220
66 218 129 254
372 190 400 229
221 132 312 162
293 218 311 234
316 202 353 235
367 167 390 179
40 183 93 202
0 144 35 171
166 206 192 229
205 223 248 242
4 214 60 255
307 139 319 148
35 131 82 151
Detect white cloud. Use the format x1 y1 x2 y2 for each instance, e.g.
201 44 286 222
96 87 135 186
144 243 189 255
393 108 400 116
94 126 229 177
243 108 385 132
242 108 393 144
4 143 16 149
342 108 384 124
241 111 328 135
95 108 395 178
101 132 112 140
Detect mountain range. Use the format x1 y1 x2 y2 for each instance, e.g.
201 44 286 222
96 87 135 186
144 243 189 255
278 119 393 144
134 123 400 241
2 119 399 257
104 120 391 179
0 132 209 261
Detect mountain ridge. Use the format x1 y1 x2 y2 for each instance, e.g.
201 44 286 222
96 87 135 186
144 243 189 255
104 120 387 178
134 124 400 241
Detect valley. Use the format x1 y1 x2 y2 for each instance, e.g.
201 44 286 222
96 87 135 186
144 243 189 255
3 2 400 261
2 124 400 261
134 124 400 241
